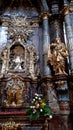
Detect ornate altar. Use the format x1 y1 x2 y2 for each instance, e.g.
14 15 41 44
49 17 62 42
0 0 73 130
0 13 42 129
0 16 39 107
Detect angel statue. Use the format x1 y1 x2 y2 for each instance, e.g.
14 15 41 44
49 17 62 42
47 38 69 75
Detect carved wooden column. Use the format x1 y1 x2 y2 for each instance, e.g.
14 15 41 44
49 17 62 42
62 0 73 74
41 12 51 76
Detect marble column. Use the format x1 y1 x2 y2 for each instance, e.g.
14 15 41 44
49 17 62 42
41 12 51 76
54 19 61 38
50 2 70 126
63 0 73 73
55 79 70 115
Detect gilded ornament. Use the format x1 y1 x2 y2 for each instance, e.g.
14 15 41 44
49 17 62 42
4 79 24 107
7 16 33 43
60 6 71 15
40 12 51 20
2 118 19 130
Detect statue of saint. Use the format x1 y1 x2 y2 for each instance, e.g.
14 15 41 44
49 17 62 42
48 38 69 75
12 56 24 70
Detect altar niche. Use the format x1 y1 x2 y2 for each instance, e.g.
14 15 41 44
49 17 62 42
9 43 25 71
0 41 39 80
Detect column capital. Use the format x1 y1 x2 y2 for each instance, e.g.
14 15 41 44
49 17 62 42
40 11 51 20
69 7 73 13
60 6 71 16
1 17 10 26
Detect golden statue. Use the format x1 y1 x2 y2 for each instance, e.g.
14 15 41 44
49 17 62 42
15 86 24 107
48 38 69 75
5 85 24 107
5 87 13 107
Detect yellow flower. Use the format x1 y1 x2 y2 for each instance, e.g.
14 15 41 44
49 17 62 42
40 102 46 108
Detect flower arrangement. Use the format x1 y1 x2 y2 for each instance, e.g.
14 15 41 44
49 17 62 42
26 93 52 121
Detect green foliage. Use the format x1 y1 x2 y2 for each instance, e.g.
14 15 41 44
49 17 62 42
26 93 52 121
26 108 32 115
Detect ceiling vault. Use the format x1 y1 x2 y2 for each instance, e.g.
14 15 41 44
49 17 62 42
0 0 72 15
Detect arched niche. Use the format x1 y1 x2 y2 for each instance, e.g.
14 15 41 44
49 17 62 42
0 40 39 79
9 42 25 71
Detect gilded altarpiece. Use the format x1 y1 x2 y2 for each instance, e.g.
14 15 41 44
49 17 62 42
0 15 40 113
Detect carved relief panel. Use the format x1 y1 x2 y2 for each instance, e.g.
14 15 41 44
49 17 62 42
4 79 24 107
3 76 31 108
